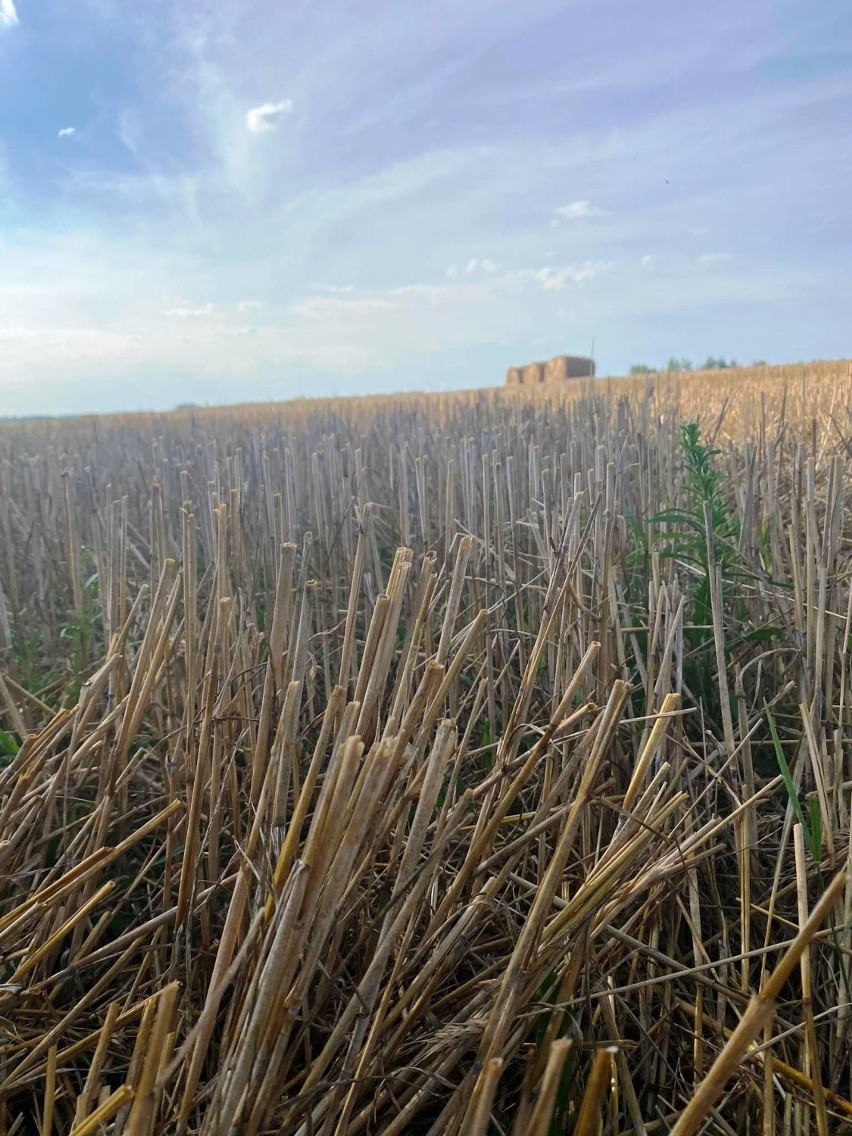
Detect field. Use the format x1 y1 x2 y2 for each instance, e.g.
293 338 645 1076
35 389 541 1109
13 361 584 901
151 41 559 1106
0 360 850 1134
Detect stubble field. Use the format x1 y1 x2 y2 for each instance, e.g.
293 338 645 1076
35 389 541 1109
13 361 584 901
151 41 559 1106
0 360 850 1134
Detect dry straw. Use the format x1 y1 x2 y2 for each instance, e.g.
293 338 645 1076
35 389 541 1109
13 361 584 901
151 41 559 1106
0 359 849 1132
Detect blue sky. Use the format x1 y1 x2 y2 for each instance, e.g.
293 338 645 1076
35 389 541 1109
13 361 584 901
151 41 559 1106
0 0 850 415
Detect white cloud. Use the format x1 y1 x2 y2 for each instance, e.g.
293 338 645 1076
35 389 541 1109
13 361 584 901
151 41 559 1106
555 200 606 221
293 261 612 336
167 299 264 319
245 100 293 134
165 303 218 319
57 127 77 139
533 261 612 289
448 259 501 279
464 257 500 276
0 0 18 29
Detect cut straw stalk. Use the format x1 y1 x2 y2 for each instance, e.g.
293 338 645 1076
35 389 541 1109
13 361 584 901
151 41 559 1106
668 870 847 1136
521 1039 574 1136
69 1086 134 1136
575 1046 618 1136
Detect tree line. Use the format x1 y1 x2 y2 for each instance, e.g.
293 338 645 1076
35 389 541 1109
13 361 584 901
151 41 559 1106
629 356 767 375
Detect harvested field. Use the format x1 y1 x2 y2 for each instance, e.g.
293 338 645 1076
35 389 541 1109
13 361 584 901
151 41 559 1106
0 360 850 1133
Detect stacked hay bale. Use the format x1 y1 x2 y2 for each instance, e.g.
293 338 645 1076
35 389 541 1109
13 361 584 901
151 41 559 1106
522 362 545 384
506 354 595 385
544 354 595 380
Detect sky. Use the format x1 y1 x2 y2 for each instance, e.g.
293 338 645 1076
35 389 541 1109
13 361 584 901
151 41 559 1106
0 0 850 416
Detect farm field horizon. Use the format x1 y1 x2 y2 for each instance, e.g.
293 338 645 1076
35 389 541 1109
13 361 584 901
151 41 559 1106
0 358 849 1133
4 356 849 429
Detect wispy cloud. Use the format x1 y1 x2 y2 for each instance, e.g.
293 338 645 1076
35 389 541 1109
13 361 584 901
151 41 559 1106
533 262 612 289
57 127 77 139
640 255 655 269
447 258 501 278
295 259 613 324
0 0 18 29
467 257 500 275
245 100 294 134
165 303 219 320
555 200 607 221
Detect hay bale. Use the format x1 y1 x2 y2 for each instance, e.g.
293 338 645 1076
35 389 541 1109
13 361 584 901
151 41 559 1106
506 355 594 385
544 355 595 381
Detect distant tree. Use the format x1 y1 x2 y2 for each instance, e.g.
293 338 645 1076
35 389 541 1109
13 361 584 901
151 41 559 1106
631 356 748 375
752 359 767 366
